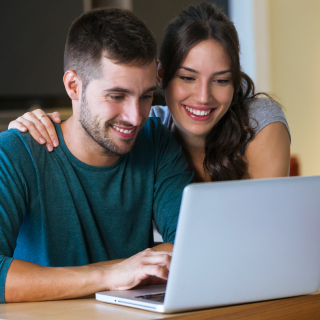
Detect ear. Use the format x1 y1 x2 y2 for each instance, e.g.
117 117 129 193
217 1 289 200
63 70 81 101
156 59 164 88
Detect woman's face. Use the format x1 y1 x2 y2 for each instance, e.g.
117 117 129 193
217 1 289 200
161 39 234 139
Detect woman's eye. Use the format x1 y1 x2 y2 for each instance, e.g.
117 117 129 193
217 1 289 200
179 76 195 82
215 79 230 85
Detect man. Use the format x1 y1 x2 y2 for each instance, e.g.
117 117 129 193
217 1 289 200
0 8 193 302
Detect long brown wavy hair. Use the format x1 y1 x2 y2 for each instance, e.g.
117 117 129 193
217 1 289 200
159 2 260 181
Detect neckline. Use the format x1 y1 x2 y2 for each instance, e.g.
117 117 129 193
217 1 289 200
55 122 125 171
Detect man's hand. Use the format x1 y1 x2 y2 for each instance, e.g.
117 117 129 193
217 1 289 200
5 248 172 302
103 248 171 291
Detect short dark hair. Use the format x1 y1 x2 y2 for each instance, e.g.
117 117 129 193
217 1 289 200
64 8 157 86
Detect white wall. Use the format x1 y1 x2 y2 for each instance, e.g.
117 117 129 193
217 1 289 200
230 0 270 93
269 0 320 176
231 0 320 176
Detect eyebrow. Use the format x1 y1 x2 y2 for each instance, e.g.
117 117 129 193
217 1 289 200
104 86 157 95
179 67 232 76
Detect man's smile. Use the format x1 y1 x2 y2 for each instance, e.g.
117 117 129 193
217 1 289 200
110 124 137 138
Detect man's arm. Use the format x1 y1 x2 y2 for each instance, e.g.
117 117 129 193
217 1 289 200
153 242 173 251
5 249 171 302
88 242 173 267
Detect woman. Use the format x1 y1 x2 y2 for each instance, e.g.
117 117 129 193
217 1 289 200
9 2 290 181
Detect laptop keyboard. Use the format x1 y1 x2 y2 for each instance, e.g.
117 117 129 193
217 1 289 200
135 292 165 302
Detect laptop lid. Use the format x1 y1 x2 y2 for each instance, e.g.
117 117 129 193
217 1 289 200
96 176 320 313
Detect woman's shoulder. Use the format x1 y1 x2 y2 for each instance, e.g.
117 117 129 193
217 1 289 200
246 97 283 116
246 98 290 139
149 105 172 128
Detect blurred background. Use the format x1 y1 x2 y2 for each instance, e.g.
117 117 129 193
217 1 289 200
0 0 227 127
0 0 319 176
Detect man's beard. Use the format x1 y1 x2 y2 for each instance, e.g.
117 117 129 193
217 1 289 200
79 91 143 156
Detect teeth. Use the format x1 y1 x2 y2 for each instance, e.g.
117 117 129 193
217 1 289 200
113 126 134 134
185 106 211 116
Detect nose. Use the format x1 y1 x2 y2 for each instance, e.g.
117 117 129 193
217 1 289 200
122 98 143 126
194 80 212 105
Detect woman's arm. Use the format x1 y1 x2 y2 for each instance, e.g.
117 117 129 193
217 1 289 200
243 122 291 179
8 109 62 152
8 106 172 152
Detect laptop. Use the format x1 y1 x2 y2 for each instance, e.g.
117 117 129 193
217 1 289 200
96 176 320 313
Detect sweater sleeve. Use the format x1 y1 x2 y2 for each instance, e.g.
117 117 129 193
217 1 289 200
0 130 36 303
151 119 193 244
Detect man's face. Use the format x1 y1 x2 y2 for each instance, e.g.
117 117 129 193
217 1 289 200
79 57 157 156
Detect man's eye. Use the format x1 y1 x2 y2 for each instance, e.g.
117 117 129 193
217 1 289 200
110 95 124 100
179 76 195 82
141 95 153 100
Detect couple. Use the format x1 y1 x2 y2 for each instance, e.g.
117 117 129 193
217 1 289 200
1 3 290 303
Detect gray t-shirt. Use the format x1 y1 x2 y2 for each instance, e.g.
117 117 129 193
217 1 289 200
149 98 290 150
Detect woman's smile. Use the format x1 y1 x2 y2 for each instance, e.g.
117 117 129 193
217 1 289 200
182 104 216 121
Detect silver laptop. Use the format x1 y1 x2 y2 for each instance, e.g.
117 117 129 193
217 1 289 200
96 176 320 313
